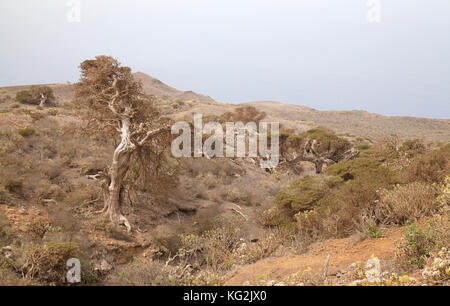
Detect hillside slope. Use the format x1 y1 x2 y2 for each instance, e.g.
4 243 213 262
0 72 215 103
3 80 448 142
0 76 449 286
133 72 215 102
242 101 450 142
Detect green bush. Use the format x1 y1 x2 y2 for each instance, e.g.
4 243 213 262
219 106 266 124
358 143 400 162
18 128 35 137
326 157 397 182
15 86 55 106
300 127 351 160
15 90 34 104
396 221 435 269
295 158 399 239
278 127 351 164
399 139 426 157
274 175 338 212
365 220 383 238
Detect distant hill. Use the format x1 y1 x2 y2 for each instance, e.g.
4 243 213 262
0 72 215 103
1 78 448 142
0 83 74 100
242 101 450 142
132 72 215 102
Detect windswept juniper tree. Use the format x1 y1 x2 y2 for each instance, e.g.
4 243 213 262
75 56 171 232
31 85 55 108
278 128 360 174
15 85 55 107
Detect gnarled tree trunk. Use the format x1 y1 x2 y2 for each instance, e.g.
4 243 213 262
39 93 47 108
302 139 335 174
76 56 171 232
104 116 135 232
300 139 360 173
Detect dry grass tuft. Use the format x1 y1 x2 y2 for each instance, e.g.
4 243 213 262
376 183 441 225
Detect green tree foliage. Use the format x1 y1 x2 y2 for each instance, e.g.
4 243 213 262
275 175 340 212
325 157 396 182
399 139 426 157
300 128 351 161
15 86 55 106
272 156 400 237
220 106 266 124
15 90 34 104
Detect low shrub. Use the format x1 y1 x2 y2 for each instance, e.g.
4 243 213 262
151 224 186 257
18 127 35 137
376 182 441 225
296 161 398 239
274 176 335 212
399 139 426 157
325 158 394 181
401 147 450 184
260 206 294 227
15 90 34 104
396 221 435 269
201 214 243 272
233 232 283 265
365 219 383 238
177 213 244 273
219 106 266 124
24 242 81 284
117 258 223 286
220 187 253 206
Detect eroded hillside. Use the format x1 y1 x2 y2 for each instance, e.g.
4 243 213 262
0 75 449 286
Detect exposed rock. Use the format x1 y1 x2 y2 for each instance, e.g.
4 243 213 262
95 259 112 273
365 256 381 283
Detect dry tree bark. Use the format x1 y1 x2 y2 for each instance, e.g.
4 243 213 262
39 93 48 108
302 139 336 174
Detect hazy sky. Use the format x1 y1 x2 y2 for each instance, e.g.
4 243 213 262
0 0 449 118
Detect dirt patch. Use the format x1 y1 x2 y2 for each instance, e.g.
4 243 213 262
223 227 403 285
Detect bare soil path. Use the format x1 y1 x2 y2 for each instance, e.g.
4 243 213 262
224 227 403 285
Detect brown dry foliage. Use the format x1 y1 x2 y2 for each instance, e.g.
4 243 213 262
401 148 450 184
24 242 81 284
220 106 266 124
376 183 441 225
